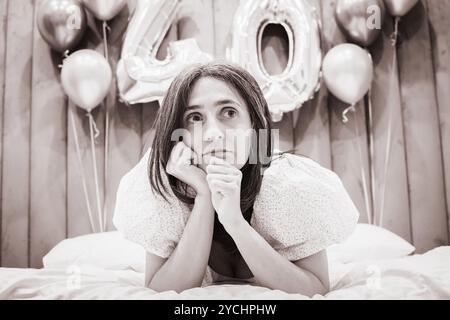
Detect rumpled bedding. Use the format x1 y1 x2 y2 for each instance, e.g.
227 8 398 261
1 247 449 300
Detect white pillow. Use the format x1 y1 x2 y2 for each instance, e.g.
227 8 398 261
327 223 416 263
44 224 414 272
43 231 146 272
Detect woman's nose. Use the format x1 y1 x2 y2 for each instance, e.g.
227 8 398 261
203 119 224 142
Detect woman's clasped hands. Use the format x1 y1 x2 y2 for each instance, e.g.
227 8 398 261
206 156 244 230
166 142 244 230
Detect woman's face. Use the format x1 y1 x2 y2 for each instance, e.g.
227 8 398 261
182 77 253 171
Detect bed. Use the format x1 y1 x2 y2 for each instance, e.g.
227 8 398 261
1 224 449 300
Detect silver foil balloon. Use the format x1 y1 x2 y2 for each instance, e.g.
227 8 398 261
37 0 87 53
82 0 127 21
335 0 386 47
384 0 418 17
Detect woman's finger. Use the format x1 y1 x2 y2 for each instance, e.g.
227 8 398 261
209 156 234 167
206 164 240 175
191 150 200 166
207 173 236 183
179 146 192 164
170 142 183 160
208 179 235 193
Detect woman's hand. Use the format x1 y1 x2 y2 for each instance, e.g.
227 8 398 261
166 142 210 197
206 157 244 230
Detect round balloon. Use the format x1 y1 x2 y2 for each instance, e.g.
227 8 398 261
335 0 386 47
37 0 87 53
384 0 418 17
322 44 373 105
61 49 112 112
82 0 127 21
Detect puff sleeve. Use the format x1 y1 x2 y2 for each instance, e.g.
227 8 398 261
251 153 359 261
112 148 190 258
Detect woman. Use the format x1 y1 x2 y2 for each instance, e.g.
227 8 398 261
113 62 359 297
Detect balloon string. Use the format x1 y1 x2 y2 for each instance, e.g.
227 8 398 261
367 88 376 226
86 112 100 138
390 17 400 47
341 104 355 124
69 104 97 233
58 51 70 69
102 21 109 62
86 11 103 41
103 105 109 232
378 46 397 228
102 20 110 231
88 112 104 232
379 97 393 229
349 106 373 225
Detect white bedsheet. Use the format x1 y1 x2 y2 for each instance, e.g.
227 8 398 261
1 246 449 300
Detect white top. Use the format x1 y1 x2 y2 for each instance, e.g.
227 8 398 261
113 148 359 286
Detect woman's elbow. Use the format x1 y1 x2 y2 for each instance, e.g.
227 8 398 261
289 277 330 297
146 277 202 293
315 281 330 297
308 278 330 297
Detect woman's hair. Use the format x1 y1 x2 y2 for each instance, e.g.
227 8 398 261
147 62 275 254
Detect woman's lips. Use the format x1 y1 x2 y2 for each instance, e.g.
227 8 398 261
203 150 233 158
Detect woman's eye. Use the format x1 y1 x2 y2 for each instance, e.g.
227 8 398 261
222 108 237 119
186 113 203 123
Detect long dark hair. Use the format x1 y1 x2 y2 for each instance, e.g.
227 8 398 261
147 62 275 254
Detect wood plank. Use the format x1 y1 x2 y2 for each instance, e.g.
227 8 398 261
293 95 331 167
30 0 67 267
321 0 373 224
427 0 450 244
67 102 105 237
105 6 142 231
293 0 331 168
1 0 32 268
272 114 294 153
397 0 448 252
105 104 142 232
369 18 411 241
141 102 158 156
141 21 179 156
0 0 7 266
67 20 107 237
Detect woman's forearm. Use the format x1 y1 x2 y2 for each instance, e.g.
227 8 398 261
226 219 327 297
148 194 215 292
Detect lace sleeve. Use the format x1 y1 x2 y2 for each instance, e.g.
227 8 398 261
112 148 189 258
252 153 359 261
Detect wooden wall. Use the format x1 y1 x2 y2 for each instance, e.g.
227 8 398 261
0 0 449 268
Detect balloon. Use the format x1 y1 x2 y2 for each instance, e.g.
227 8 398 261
335 0 386 47
61 49 112 112
37 0 87 53
322 44 373 105
82 0 127 21
116 0 213 105
230 0 322 122
384 0 418 17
